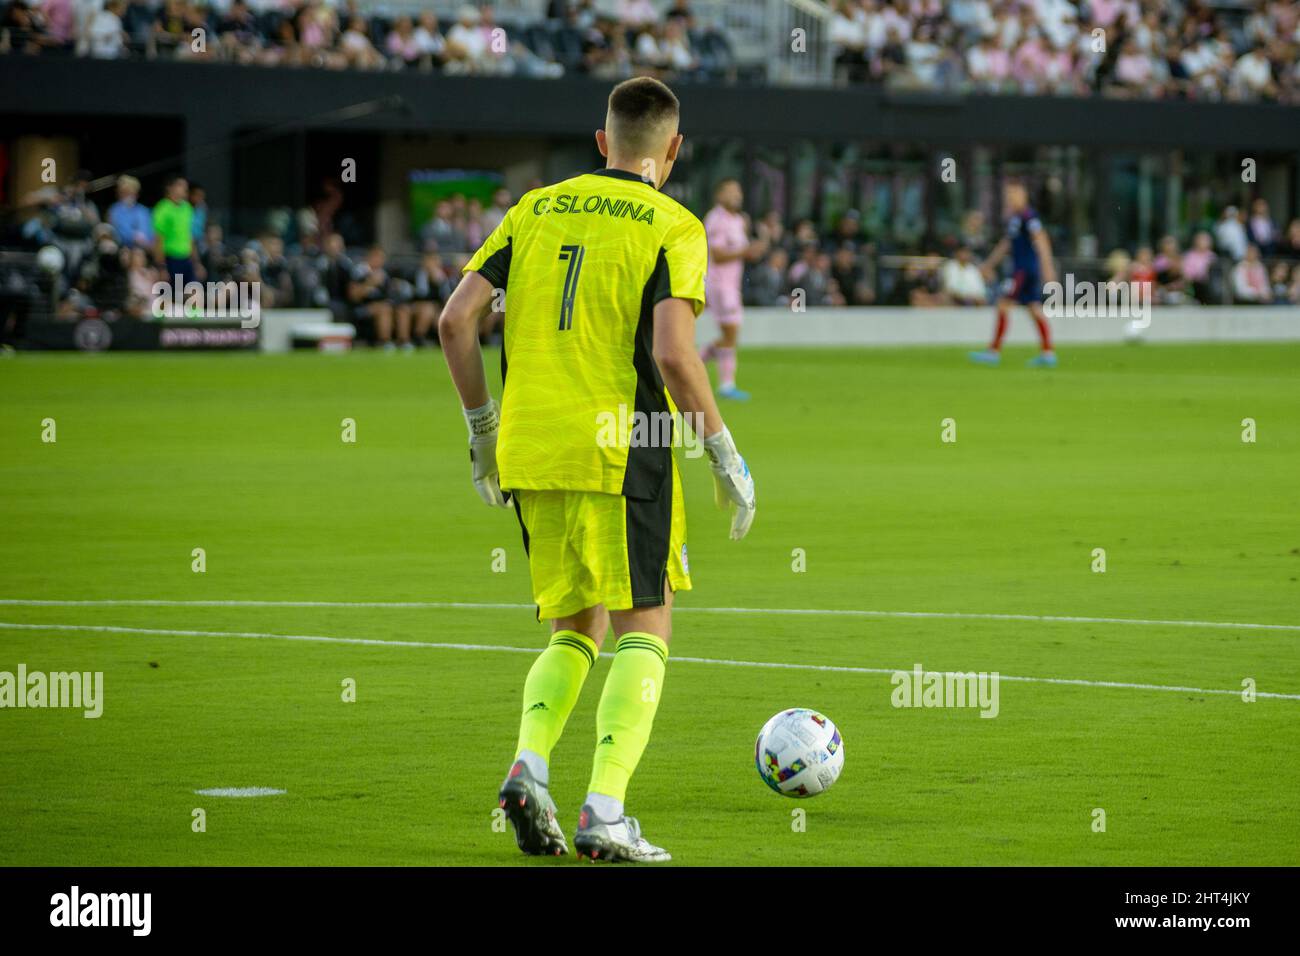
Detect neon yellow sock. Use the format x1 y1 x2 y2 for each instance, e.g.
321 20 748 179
515 630 599 764
588 632 668 803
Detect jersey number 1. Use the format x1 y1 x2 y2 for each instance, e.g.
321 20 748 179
557 244 585 331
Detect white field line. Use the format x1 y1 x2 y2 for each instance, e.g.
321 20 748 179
1 598 1299 633
1 620 1296 701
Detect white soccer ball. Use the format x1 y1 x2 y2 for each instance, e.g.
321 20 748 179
36 245 66 274
755 708 844 797
1123 319 1147 343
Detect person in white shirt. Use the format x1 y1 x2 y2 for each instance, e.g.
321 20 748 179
1214 207 1249 260
1232 48 1275 98
1231 244 1270 303
85 0 125 58
619 0 657 27
941 246 988 305
446 6 489 72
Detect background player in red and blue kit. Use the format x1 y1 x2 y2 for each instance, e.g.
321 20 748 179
970 181 1058 368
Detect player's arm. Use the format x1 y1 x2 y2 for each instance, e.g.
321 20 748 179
709 239 746 264
653 298 755 540
1032 227 1056 285
653 297 723 439
438 270 493 411
438 270 505 506
981 237 1009 278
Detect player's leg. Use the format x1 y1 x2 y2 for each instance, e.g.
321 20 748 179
573 466 689 862
715 316 748 400
969 296 1012 366
574 590 674 863
498 491 607 856
1024 300 1057 367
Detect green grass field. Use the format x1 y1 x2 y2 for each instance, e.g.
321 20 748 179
1 342 1297 866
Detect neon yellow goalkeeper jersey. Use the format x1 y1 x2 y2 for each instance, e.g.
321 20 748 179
463 168 708 500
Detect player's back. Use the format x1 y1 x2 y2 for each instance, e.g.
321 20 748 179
1007 206 1043 274
464 169 707 501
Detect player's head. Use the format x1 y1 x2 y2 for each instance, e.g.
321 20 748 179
164 174 188 202
1003 180 1029 215
596 77 683 190
714 178 743 212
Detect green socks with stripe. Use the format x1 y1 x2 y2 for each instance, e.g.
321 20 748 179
515 629 599 776
587 632 669 804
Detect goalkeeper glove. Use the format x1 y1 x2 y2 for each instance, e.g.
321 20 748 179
463 400 509 508
703 426 755 540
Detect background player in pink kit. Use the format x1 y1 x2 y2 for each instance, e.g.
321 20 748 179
700 179 767 400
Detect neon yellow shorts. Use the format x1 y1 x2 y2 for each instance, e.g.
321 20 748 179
512 462 691 620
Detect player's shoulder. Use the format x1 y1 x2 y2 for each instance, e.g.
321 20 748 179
659 193 707 242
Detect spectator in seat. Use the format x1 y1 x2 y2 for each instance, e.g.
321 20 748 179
257 234 294 307
940 245 987 305
386 15 421 67
1180 231 1217 303
107 175 152 250
199 222 237 283
126 246 157 318
618 0 657 28
1248 198 1276 255
1269 260 1292 304
480 187 512 235
412 11 446 69
315 232 355 322
340 16 384 69
445 6 489 73
1231 244 1270 304
82 0 128 59
746 248 790 307
1214 206 1248 260
831 246 873 305
1280 218 1300 259
349 244 410 350
411 250 451 346
1153 236 1185 301
1130 246 1157 298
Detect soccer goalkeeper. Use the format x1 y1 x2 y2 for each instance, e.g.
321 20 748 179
438 77 756 863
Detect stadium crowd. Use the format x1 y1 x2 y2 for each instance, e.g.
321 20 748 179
741 201 1300 308
829 0 1300 102
2 0 1298 101
10 170 1300 346
0 0 732 81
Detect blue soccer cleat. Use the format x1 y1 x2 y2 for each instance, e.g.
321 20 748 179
968 349 1001 366
717 384 750 401
1026 352 1058 368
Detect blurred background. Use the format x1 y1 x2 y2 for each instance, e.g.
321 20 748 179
2 0 1299 351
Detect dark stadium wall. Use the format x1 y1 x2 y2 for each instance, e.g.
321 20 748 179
7 58 1298 207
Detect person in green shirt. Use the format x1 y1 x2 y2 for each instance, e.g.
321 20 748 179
152 175 198 285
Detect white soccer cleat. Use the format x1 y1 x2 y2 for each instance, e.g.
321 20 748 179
573 804 671 863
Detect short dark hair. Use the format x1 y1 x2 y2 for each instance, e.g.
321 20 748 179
607 77 680 155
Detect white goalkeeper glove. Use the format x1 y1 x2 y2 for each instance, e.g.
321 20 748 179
703 426 755 540
463 400 509 508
